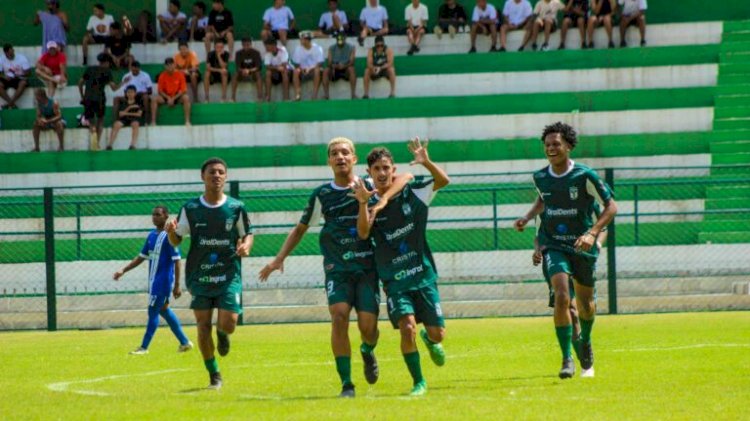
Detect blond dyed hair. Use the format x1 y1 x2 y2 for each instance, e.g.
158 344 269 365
327 137 356 156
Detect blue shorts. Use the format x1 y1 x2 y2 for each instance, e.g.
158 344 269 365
148 294 170 309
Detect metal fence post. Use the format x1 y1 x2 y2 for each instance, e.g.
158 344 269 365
76 203 82 260
605 169 617 315
43 188 57 331
229 181 244 326
492 190 499 250
633 185 639 246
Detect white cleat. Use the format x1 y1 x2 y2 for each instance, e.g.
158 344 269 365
129 347 148 355
581 367 595 378
178 341 194 352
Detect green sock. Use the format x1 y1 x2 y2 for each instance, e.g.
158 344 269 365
335 356 353 386
403 351 424 385
555 325 573 359
204 358 219 374
360 342 376 355
580 318 595 344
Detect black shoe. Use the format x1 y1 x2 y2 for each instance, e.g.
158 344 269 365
489 45 498 52
209 372 223 389
532 43 538 51
620 40 627 48
339 383 355 398
217 330 230 357
361 350 379 385
588 42 595 49
518 46 525 52
499 46 506 52
407 47 414 56
640 39 647 47
468 46 476 53
414 45 420 53
579 341 594 370
559 43 565 50
559 357 575 379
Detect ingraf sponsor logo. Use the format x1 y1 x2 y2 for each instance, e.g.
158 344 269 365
198 274 228 284
394 264 423 281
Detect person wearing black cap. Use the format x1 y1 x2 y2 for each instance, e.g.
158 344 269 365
322 32 357 99
78 53 118 151
363 35 395 99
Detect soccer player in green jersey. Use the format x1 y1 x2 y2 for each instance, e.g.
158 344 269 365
517 122 617 379
258 137 412 398
353 137 451 397
165 157 254 389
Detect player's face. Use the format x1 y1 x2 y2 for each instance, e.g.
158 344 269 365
152 208 168 227
202 163 227 192
328 143 357 177
368 158 396 191
544 133 572 166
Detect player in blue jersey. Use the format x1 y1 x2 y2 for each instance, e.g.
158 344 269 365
114 205 193 355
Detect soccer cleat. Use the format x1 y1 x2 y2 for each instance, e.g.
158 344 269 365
558 43 565 50
178 341 194 353
129 347 148 355
217 330 230 357
361 350 379 384
518 46 525 52
409 380 427 397
338 383 355 398
420 329 445 367
608 41 615 48
579 341 594 371
208 372 223 390
559 357 575 379
407 45 415 56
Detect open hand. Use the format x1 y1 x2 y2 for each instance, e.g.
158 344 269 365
258 258 284 282
408 136 430 166
348 178 375 204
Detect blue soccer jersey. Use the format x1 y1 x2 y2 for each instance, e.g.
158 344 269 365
139 230 181 296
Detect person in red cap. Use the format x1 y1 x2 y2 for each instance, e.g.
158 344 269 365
35 41 68 97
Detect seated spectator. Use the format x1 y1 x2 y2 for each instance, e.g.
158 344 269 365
151 58 191 126
174 41 202 101
158 0 188 43
113 61 153 125
32 88 65 152
204 39 230 102
122 13 135 39
358 0 389 47
263 38 292 102
78 53 117 151
323 32 357 100
587 0 615 48
405 0 429 55
560 0 589 49
105 23 133 69
291 32 324 101
469 0 499 53
82 4 114 66
107 85 143 150
35 41 67 97
0 44 32 109
34 0 69 53
619 0 647 47
435 0 468 40
363 35 395 99
131 10 158 44
206 0 235 56
500 0 533 52
520 0 562 51
189 1 209 41
261 0 295 47
232 37 264 102
315 0 349 38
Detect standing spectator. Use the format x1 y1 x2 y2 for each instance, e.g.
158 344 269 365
520 0 563 51
189 1 209 42
363 35 395 99
32 88 65 152
36 41 68 98
232 37 264 103
131 10 158 44
315 0 349 38
34 0 69 53
435 0 468 40
105 23 133 69
405 0 429 55
113 61 153 125
78 53 117 151
159 0 188 43
619 0 647 47
560 0 589 49
499 0 533 52
587 0 615 48
323 32 357 100
263 38 292 102
151 58 192 126
82 4 114 66
174 41 202 101
469 0 499 53
261 0 295 47
358 0 389 47
107 85 143 150
204 40 230 103
0 44 32 110
291 32 324 101
206 0 236 56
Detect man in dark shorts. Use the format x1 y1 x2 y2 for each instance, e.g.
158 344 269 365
107 85 144 150
0 44 32 109
78 53 117 151
232 37 263 102
435 0 467 39
262 38 291 102
587 0 615 48
105 22 132 69
82 3 114 66
204 39 230 102
323 33 356 100
560 0 589 49
205 0 235 56
618 0 647 47
189 1 209 41
363 36 395 99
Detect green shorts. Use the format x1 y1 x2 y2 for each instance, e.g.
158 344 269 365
543 249 597 288
542 272 576 308
385 283 445 329
189 281 243 314
325 270 381 315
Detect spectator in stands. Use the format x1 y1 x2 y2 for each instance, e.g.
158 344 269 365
174 41 202 101
152 58 192 126
105 23 133 69
232 37 264 102
520 0 563 51
315 0 349 38
323 32 357 99
358 0 389 47
206 0 236 56
34 0 69 53
560 0 589 49
469 0 499 53
189 1 209 42
107 85 143 150
0 44 32 110
587 0 615 48
618 0 647 47
113 61 153 125
204 39 231 102
363 35 395 99
435 0 468 40
32 88 65 152
263 38 292 102
132 10 158 44
291 31 324 101
500 0 533 52
82 4 114 66
405 0 429 55
261 0 296 47
159 0 188 43
78 53 117 151
35 41 68 98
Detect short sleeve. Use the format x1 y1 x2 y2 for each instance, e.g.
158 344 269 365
139 237 150 258
86 16 95 31
175 207 190 237
299 191 322 227
534 2 542 13
263 8 271 23
472 7 480 21
382 6 389 19
318 13 326 27
640 0 648 10
411 179 436 206
235 203 253 237
287 7 295 20
584 169 614 206
340 11 348 24
359 8 366 21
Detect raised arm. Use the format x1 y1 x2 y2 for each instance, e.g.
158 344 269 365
353 179 376 240
408 137 450 191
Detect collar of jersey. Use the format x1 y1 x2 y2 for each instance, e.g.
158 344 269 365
200 194 227 208
548 160 575 178
329 176 359 191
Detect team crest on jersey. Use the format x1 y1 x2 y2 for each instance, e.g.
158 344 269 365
225 218 234 231
229 202 240 209
569 186 578 200
402 202 412 216
187 202 199 209
320 187 331 195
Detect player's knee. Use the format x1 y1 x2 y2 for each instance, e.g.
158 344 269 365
330 310 349 329
579 299 595 315
554 291 571 308
399 319 417 340
428 327 445 343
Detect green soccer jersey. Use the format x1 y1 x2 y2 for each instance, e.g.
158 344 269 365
370 179 439 295
533 161 613 258
299 179 375 274
176 195 253 296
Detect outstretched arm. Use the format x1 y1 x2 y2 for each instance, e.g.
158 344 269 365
514 196 544 232
113 255 146 280
409 137 450 191
258 224 309 282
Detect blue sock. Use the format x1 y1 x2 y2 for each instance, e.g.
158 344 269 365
160 307 189 345
141 305 160 349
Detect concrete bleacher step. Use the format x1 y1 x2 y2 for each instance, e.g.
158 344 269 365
718 62 750 75
718 73 750 85
719 40 750 53
711 152 750 165
714 106 750 119
700 219 750 232
719 51 750 62
709 128 750 142
706 185 750 199
723 31 750 43
705 197 750 210
697 231 750 244
714 118 750 131
715 94 750 108
723 20 750 32
715 84 750 96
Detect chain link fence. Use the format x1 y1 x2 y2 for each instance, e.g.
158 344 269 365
1 166 749 330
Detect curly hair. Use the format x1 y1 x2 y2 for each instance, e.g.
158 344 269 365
366 147 394 167
541 122 578 149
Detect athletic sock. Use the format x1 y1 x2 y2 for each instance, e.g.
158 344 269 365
360 342 376 355
555 324 573 359
160 307 190 345
335 356 353 386
403 351 424 385
140 306 161 349
204 358 219 374
580 317 595 344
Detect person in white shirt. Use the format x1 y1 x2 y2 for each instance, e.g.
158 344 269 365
112 61 153 125
520 0 563 51
291 32 324 101
263 38 292 102
587 0 616 49
189 1 209 41
315 0 349 38
261 0 296 46
469 0 499 53
405 0 429 55
82 3 115 66
618 0 647 47
499 0 532 51
158 0 188 43
358 0 389 47
0 44 32 109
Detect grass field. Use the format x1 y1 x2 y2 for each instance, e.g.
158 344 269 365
0 312 748 420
